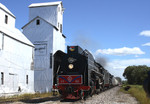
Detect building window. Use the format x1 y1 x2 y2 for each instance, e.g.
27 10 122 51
0 33 2 50
5 15 8 24
2 34 4 50
26 75 28 84
58 7 60 12
1 72 4 85
58 23 59 28
36 19 40 25
60 24 62 33
50 53 52 68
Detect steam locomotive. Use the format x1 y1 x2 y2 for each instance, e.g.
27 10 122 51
53 46 118 99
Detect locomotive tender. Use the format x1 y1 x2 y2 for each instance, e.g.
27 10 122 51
53 46 118 99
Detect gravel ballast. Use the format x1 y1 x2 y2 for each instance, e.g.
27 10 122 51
11 86 139 104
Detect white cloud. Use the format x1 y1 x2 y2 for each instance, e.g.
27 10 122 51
140 30 150 37
109 58 150 67
95 47 145 56
142 42 150 46
105 58 150 80
135 55 139 57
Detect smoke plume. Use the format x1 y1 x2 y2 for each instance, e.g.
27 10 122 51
95 56 108 67
71 31 98 51
71 31 108 67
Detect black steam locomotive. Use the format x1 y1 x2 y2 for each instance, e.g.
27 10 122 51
53 46 117 99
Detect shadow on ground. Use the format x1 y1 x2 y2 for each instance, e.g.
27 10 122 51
60 99 80 102
21 96 61 103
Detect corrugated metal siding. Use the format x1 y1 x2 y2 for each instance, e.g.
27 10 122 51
23 16 65 93
23 18 54 92
53 29 65 54
0 3 16 28
22 1 65 93
0 3 15 18
29 6 58 27
0 32 2 49
0 35 34 94
23 18 54 43
57 4 63 32
0 25 33 47
0 3 34 95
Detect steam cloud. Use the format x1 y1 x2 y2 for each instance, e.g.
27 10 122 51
71 31 108 67
71 32 98 50
95 56 108 67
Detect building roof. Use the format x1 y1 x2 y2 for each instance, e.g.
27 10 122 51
22 16 66 39
0 3 15 18
0 24 34 47
22 16 58 30
29 1 62 8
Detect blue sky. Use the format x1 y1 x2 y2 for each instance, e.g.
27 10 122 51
1 0 150 79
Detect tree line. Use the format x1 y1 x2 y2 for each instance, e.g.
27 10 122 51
123 65 150 85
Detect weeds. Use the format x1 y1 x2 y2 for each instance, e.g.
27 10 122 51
0 92 58 103
121 85 150 104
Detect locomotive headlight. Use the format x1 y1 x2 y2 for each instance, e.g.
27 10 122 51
68 64 74 69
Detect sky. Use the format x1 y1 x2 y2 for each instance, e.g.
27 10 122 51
1 0 150 80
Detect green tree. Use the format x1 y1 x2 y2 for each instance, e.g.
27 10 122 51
123 65 150 85
123 66 135 84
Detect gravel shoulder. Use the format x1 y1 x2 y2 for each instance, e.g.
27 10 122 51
10 86 139 104
77 86 139 104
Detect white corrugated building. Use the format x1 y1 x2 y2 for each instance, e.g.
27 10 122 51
22 1 66 93
0 3 34 95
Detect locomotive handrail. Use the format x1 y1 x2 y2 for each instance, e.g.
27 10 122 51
91 69 104 77
56 65 60 74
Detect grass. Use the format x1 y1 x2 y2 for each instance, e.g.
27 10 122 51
0 92 59 103
121 85 150 104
